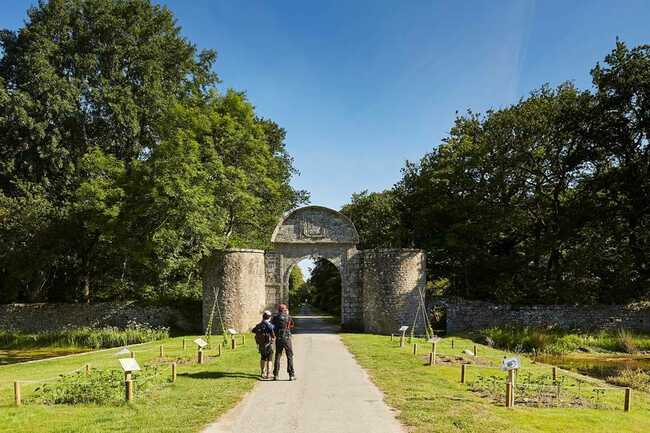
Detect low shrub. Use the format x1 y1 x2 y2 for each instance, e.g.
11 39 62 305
0 325 169 350
606 368 650 392
32 365 170 405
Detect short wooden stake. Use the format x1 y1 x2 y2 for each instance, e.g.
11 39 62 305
241 334 245 346
505 382 513 408
461 364 466 384
217 344 222 357
390 333 394 342
428 352 434 366
431 342 437 365
624 387 631 412
231 337 236 350
85 364 90 376
473 345 478 356
413 343 417 355
160 345 165 358
171 362 177 383
130 351 135 359
125 379 133 402
399 333 405 348
198 348 204 364
182 338 186 350
14 381 21 406
507 370 515 407
451 339 455 349
552 366 557 382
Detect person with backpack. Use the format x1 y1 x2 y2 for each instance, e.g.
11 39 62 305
253 310 275 379
271 303 295 381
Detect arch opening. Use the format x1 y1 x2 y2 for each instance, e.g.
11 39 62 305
286 256 342 318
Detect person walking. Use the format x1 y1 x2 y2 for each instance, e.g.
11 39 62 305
271 303 295 381
253 310 275 379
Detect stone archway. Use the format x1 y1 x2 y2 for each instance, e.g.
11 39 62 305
264 206 363 328
202 205 427 334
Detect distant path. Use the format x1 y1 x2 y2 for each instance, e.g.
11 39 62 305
201 306 405 433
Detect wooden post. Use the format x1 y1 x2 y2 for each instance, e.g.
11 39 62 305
624 387 631 412
552 366 557 382
198 348 204 364
171 362 177 383
85 364 90 376
461 364 466 384
431 342 437 365
125 379 133 402
130 351 135 359
217 343 222 357
507 370 515 407
241 334 245 346
14 381 21 406
413 343 417 355
473 344 478 356
231 337 236 350
390 333 394 342
400 331 405 348
182 338 186 350
505 382 512 408
160 345 165 358
428 352 434 366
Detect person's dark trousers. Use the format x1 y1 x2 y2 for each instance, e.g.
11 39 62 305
273 337 294 378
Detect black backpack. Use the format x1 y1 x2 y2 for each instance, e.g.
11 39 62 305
253 322 272 346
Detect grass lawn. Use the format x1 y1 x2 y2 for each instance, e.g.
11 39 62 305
0 335 259 433
341 333 650 433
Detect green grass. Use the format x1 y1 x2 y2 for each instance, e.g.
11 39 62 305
341 333 650 433
0 335 259 433
480 327 650 354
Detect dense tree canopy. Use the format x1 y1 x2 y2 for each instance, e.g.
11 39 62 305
344 41 650 305
0 0 306 303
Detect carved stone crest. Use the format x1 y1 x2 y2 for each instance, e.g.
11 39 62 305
301 216 325 239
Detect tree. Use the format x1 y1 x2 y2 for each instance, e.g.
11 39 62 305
340 190 399 249
0 0 307 303
306 258 341 315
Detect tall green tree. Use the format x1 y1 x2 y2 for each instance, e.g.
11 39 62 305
0 0 306 303
340 190 399 249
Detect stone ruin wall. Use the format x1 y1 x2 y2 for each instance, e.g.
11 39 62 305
202 249 266 333
445 300 650 333
361 249 427 334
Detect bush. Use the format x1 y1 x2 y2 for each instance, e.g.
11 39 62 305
0 325 169 350
606 368 650 392
33 365 169 405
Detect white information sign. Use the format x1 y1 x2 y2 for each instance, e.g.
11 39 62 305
398 326 409 332
463 349 475 356
119 358 141 373
115 347 131 356
194 337 208 348
501 357 521 371
227 328 238 335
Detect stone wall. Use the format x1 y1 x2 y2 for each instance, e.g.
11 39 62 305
361 249 426 334
445 299 650 333
0 302 196 332
202 249 266 334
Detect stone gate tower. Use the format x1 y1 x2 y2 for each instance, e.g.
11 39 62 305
202 206 426 334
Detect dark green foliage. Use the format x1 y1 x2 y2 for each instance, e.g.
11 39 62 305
303 258 341 316
288 265 306 308
0 0 306 303
344 41 650 305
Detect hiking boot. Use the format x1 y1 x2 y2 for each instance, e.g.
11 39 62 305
289 375 296 381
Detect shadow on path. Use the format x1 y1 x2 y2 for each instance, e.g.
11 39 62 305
180 371 260 380
292 305 340 335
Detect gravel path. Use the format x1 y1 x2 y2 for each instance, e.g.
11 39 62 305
201 308 405 433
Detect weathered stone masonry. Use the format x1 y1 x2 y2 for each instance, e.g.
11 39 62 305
202 206 428 334
445 299 650 333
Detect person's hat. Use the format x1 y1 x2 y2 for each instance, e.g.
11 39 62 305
263 310 272 316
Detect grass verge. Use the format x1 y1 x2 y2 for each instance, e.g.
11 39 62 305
341 333 650 433
0 335 258 433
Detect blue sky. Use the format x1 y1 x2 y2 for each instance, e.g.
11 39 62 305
2 1 650 212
